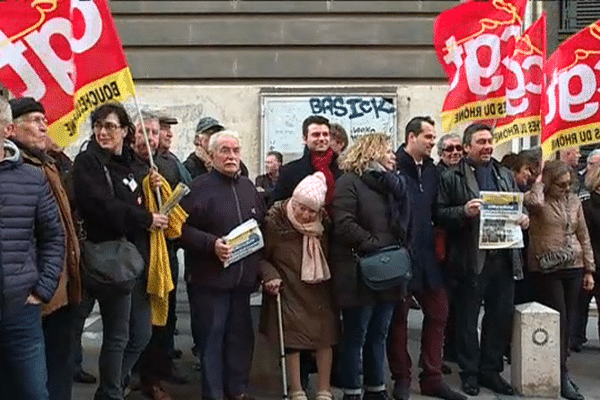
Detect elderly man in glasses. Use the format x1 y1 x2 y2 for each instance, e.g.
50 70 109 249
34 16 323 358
437 133 463 170
7 97 79 400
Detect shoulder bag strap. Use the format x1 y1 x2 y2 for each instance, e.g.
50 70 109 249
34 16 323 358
102 165 115 196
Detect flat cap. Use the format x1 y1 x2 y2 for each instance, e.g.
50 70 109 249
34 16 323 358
195 116 223 134
159 115 178 125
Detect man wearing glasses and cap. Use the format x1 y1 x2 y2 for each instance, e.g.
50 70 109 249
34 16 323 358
6 97 76 400
184 116 248 180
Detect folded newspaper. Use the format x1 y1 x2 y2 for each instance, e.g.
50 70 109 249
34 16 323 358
223 219 264 268
159 183 190 215
479 191 524 250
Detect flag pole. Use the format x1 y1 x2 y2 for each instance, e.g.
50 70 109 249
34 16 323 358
132 93 163 209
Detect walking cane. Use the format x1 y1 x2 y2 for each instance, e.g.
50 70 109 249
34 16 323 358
276 291 289 399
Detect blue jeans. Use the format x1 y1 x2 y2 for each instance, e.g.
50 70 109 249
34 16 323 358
337 302 395 394
0 304 49 400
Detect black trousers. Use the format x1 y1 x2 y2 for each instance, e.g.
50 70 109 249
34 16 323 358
571 271 600 347
532 268 583 377
455 252 514 379
44 305 76 400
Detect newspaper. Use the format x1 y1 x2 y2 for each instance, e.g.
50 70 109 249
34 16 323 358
223 218 264 268
479 191 524 250
159 183 190 215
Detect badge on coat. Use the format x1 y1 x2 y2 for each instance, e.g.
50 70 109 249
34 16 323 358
123 176 138 192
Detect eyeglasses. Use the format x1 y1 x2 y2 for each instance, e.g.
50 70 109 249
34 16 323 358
443 145 463 153
93 122 122 133
21 116 48 126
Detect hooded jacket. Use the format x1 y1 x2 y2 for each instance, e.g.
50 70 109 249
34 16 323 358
0 140 65 320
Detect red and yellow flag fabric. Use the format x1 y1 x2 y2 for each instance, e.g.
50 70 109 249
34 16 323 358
541 20 600 159
0 0 135 147
434 0 527 133
493 13 546 145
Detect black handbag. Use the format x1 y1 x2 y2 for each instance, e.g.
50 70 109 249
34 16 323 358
82 165 145 295
357 245 413 291
83 238 145 294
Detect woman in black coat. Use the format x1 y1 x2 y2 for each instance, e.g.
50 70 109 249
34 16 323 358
330 133 410 400
72 103 168 400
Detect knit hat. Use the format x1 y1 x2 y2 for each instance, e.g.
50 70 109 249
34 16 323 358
9 97 45 120
292 172 327 211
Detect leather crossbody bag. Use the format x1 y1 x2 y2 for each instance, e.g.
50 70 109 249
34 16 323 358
82 166 145 294
357 245 413 291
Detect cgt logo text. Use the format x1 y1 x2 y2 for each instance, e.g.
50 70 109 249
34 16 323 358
0 1 103 99
444 28 542 112
545 61 600 126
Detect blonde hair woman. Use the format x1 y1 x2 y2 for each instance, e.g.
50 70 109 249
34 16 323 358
330 133 410 400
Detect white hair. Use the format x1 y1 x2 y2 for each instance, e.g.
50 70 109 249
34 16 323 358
587 148 600 165
209 130 240 153
133 110 159 127
0 97 12 123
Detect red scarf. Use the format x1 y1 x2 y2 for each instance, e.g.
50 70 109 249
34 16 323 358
311 148 336 214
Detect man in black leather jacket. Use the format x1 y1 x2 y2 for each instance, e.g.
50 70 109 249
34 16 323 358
436 123 529 397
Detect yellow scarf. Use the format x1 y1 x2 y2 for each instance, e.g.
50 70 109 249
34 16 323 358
142 174 189 326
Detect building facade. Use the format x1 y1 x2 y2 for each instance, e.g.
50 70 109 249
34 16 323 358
81 1 597 175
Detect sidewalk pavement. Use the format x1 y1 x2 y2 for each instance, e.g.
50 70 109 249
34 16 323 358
74 286 600 400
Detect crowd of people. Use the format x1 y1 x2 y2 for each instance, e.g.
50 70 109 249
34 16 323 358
0 95 597 400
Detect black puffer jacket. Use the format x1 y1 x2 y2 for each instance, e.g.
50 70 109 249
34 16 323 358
0 140 65 320
436 158 523 279
330 171 410 309
179 169 266 289
72 140 153 263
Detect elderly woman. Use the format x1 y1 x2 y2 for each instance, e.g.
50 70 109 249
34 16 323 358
524 160 595 400
261 172 338 400
330 133 410 400
72 103 168 400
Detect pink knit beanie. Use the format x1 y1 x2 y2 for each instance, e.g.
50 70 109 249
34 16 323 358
292 172 327 211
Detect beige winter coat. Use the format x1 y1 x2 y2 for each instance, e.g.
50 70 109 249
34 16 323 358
524 182 595 273
259 201 339 350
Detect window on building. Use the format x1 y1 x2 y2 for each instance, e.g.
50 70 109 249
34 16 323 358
560 0 600 36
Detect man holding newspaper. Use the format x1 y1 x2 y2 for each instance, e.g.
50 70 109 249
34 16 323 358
179 130 266 400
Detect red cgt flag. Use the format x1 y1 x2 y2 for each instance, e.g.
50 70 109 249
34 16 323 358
0 0 136 147
541 21 600 159
434 0 527 133
494 13 546 146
